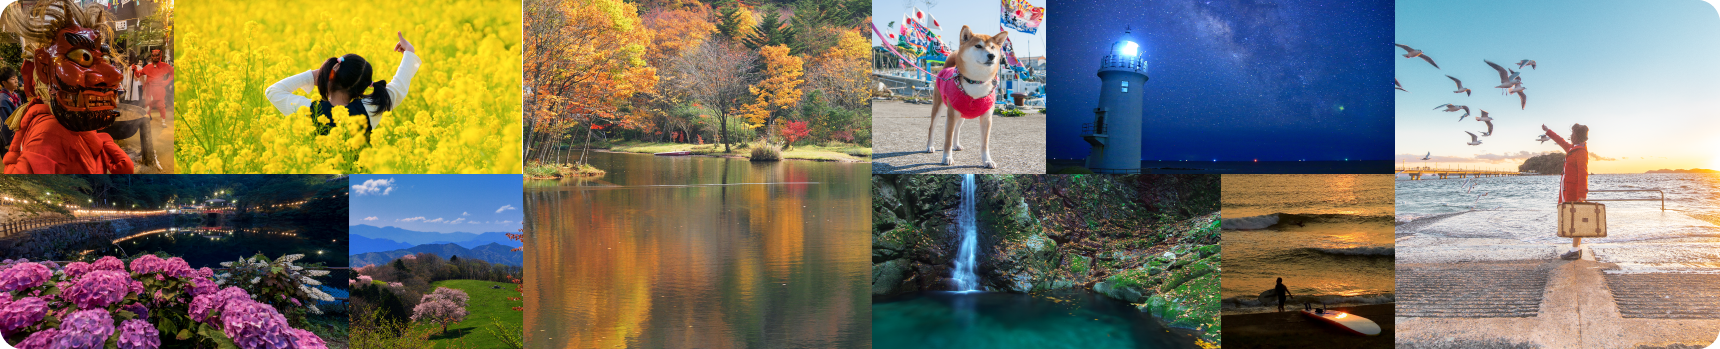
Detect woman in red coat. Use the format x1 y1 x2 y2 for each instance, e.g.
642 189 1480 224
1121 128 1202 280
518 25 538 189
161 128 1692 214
1543 123 1589 203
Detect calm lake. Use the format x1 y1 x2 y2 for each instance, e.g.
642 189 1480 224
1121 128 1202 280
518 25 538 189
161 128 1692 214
113 220 348 269
524 151 871 348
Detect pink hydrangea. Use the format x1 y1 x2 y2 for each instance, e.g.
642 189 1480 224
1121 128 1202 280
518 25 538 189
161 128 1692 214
0 296 47 332
91 256 126 272
17 328 59 348
116 319 161 349
290 328 329 349
128 255 167 274
0 262 51 292
194 267 215 279
62 261 92 279
220 299 295 349
63 270 132 309
57 309 116 349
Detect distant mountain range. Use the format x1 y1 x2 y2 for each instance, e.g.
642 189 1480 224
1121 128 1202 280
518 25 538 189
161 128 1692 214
350 243 523 267
348 225 521 254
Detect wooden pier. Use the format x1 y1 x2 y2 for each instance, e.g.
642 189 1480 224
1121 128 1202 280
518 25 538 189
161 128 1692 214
1398 166 1527 180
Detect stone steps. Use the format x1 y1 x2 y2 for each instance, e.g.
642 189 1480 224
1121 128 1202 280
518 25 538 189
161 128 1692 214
1397 266 1552 318
1604 273 1720 319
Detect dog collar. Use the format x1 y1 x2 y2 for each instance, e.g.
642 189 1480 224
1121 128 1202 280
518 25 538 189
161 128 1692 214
959 75 990 86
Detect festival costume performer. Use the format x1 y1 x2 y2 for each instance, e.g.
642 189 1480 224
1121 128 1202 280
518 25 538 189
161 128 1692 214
0 0 134 174
265 31 419 139
138 49 171 125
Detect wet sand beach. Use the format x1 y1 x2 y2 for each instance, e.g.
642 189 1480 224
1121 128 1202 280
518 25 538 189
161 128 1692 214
1220 304 1395 348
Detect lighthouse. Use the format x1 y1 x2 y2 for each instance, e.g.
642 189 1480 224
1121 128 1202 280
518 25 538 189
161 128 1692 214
1083 28 1148 174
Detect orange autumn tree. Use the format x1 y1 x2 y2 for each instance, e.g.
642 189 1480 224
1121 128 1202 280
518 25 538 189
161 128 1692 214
739 44 804 142
524 0 657 166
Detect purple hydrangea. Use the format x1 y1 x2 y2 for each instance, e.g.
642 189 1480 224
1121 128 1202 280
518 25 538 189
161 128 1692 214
57 309 116 349
128 255 195 279
189 277 218 297
121 303 150 320
190 286 250 324
194 267 214 279
0 296 47 332
17 328 59 348
62 270 131 309
290 328 329 349
0 262 52 292
116 319 161 349
220 299 295 349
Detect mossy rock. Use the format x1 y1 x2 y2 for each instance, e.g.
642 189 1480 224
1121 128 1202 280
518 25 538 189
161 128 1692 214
1067 254 1090 275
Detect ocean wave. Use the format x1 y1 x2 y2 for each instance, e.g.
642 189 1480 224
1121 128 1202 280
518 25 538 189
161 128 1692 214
1302 246 1395 257
1222 213 1395 230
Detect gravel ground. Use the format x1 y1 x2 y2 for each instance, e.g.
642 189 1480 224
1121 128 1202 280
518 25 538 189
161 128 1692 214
870 100 1044 174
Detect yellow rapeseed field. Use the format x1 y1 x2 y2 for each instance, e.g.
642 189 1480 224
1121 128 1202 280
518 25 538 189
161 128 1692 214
177 0 522 174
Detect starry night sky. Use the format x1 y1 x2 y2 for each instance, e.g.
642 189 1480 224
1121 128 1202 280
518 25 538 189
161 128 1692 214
1046 0 1394 161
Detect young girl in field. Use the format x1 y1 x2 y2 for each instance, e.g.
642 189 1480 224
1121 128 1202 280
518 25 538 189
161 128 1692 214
266 32 419 139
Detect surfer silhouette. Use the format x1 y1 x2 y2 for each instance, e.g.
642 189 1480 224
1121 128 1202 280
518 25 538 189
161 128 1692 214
1274 277 1294 312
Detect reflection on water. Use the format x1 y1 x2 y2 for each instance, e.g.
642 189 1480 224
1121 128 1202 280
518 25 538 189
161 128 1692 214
873 291 1200 349
112 222 348 269
525 152 871 348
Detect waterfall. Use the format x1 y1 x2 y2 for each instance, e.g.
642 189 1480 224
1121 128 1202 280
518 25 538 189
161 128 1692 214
952 174 979 292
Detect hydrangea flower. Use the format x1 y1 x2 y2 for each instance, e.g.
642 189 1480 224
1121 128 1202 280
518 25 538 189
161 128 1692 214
17 328 59 348
57 309 116 349
63 270 131 309
116 319 162 349
91 256 126 272
189 277 218 297
121 303 150 320
62 261 92 279
0 262 52 292
0 296 47 332
220 299 296 349
290 328 329 349
190 286 250 324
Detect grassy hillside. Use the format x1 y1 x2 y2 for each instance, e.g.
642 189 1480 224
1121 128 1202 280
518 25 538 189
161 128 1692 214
422 279 524 349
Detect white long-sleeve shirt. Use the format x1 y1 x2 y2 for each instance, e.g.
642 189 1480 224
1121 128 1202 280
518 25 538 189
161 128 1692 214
265 51 420 130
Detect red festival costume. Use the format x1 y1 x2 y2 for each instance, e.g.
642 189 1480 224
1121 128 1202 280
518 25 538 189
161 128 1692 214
139 51 173 120
936 67 995 119
1 0 135 174
1545 129 1587 203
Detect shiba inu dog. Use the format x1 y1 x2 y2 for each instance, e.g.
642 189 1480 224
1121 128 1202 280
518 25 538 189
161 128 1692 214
925 25 1008 169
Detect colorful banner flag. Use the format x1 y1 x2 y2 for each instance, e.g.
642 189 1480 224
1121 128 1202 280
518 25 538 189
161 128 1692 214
999 27 1023 69
1001 0 1044 34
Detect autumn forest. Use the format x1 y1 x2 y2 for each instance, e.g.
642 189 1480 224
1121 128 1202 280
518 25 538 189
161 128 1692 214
525 0 872 176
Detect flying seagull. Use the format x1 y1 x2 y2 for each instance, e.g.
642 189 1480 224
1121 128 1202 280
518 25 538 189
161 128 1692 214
1485 60 1522 89
1395 44 1440 69
1507 85 1527 109
1396 79 1407 92
1446 75 1472 96
1466 131 1483 146
1422 152 1432 160
1436 104 1471 121
1536 134 1551 144
1517 59 1537 70
1476 110 1494 136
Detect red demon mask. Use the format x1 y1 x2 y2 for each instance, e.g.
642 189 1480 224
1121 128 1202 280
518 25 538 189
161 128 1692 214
25 24 122 131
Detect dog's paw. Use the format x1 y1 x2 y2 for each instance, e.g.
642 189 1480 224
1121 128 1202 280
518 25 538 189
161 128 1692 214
983 160 997 169
941 156 955 166
952 144 964 151
925 146 935 153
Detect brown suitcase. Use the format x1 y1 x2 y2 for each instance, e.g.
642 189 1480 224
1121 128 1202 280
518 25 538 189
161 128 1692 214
1558 202 1607 238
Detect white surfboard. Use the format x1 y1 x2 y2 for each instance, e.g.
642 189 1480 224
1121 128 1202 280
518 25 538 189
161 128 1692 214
1301 309 1382 336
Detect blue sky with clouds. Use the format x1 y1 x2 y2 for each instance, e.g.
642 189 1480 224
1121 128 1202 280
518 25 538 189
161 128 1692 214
348 175 522 234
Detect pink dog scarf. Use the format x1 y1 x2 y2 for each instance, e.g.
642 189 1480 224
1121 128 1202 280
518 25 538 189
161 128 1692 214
936 67 995 119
